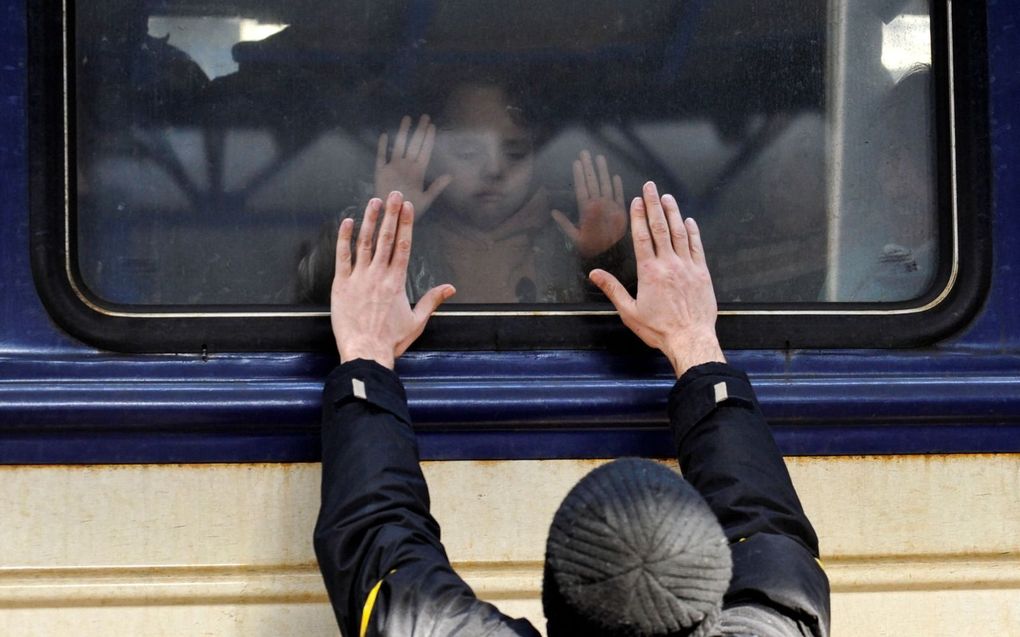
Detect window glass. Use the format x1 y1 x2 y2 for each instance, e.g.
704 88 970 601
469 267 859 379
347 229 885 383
74 0 938 306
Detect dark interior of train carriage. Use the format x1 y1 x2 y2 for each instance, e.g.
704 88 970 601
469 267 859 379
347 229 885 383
71 0 931 310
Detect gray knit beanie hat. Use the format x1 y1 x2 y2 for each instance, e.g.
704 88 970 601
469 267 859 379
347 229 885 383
543 458 732 637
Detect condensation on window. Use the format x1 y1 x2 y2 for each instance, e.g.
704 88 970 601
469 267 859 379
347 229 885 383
74 0 939 306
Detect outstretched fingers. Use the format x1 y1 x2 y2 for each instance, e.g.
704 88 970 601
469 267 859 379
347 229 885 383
613 174 624 207
590 268 636 312
407 114 430 159
412 284 456 327
334 217 355 278
629 195 655 261
422 174 453 208
662 194 690 260
550 209 581 243
393 115 412 158
596 154 612 198
419 119 437 164
355 198 382 269
376 133 389 170
391 199 415 269
642 181 671 256
572 158 589 203
581 151 599 199
685 217 707 266
372 192 403 267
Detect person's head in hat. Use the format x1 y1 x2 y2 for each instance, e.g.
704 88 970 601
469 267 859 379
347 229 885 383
543 458 732 637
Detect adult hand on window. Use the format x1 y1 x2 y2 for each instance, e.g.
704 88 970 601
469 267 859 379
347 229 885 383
552 151 627 258
375 115 453 218
589 181 725 378
331 192 456 369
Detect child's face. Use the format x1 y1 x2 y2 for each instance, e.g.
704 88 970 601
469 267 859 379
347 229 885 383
432 85 535 230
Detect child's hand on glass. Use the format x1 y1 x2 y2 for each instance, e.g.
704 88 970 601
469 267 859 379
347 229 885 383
375 115 452 218
552 150 627 258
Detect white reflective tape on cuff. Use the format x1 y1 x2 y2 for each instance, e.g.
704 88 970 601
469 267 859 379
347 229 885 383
713 381 728 404
352 378 367 400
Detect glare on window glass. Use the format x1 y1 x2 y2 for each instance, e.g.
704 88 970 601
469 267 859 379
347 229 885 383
74 0 938 306
825 0 936 302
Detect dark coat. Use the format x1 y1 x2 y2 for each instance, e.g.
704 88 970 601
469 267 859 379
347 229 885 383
314 360 830 636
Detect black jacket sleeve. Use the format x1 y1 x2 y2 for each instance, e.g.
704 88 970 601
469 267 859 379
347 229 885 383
313 359 539 637
668 362 831 637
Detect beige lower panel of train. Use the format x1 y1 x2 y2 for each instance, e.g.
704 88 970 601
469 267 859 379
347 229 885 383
1 455 1018 636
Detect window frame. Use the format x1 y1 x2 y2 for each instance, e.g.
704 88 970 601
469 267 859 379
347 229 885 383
29 0 991 353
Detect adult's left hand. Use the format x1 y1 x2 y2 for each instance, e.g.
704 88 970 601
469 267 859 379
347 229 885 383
330 192 456 369
552 150 627 258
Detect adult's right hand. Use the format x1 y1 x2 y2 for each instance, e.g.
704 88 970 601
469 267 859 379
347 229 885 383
375 115 452 218
330 192 455 369
589 181 725 378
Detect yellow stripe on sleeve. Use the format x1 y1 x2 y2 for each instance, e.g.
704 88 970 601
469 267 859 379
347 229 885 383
359 577 387 637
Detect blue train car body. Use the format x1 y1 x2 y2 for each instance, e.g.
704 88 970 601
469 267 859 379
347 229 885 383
1 0 1018 464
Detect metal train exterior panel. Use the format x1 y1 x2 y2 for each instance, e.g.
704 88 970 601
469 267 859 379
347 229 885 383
1 1 1019 634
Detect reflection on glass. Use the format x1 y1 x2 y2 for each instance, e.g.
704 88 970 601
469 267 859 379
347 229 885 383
74 0 938 306
882 11 932 82
837 68 936 301
827 0 936 301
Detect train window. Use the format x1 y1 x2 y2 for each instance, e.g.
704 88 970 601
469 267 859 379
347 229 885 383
30 0 988 350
